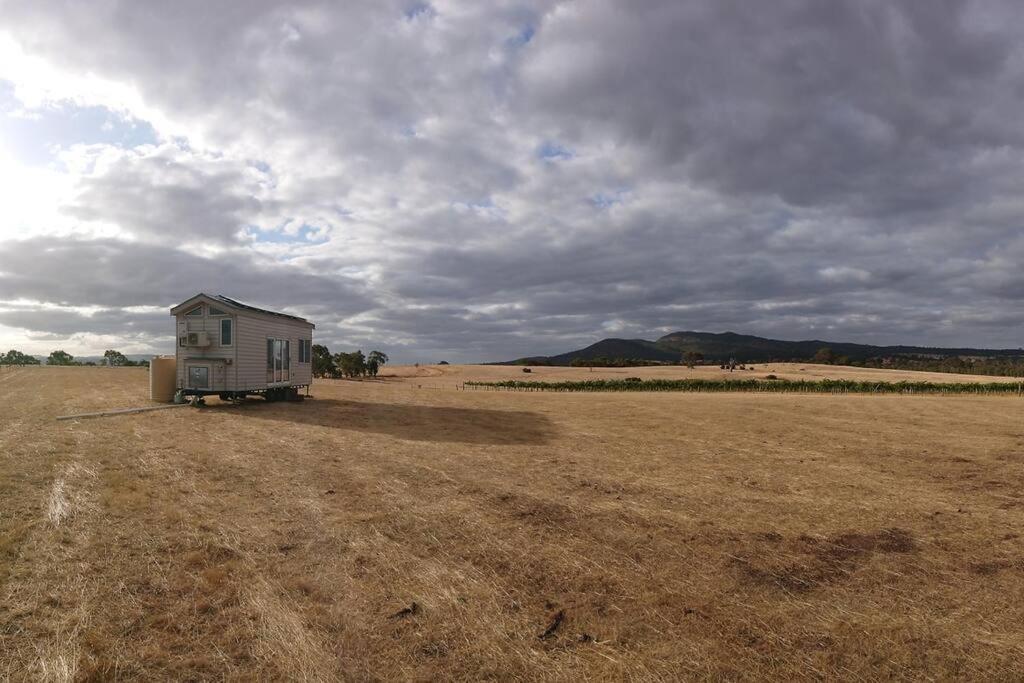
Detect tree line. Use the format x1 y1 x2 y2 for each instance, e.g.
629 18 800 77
1 349 149 366
567 352 708 368
569 356 666 368
1 350 40 365
4 345 388 374
312 344 388 378
810 347 1024 377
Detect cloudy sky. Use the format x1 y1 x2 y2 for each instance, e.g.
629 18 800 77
1 1 1023 362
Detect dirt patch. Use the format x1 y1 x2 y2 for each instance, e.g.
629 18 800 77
493 492 575 527
830 528 917 555
969 559 1022 576
732 528 918 592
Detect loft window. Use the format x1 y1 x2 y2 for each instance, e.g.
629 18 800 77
209 305 228 316
220 318 233 346
185 306 203 316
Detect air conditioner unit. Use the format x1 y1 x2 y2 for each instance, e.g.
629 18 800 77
186 331 211 347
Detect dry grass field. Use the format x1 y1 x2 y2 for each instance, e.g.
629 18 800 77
380 361 1024 387
2 365 1024 680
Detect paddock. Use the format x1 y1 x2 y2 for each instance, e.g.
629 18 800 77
2 366 1022 679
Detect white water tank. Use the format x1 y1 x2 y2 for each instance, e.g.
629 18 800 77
150 356 177 402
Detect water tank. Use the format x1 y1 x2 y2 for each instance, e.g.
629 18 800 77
150 356 177 402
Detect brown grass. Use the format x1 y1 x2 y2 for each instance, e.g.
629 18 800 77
1 365 1023 679
380 361 1024 386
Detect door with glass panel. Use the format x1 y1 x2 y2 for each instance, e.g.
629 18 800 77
267 339 290 383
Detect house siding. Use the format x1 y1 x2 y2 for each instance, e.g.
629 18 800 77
234 311 314 390
174 310 236 391
172 295 313 393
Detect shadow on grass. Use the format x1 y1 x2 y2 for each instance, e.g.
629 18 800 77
207 398 555 445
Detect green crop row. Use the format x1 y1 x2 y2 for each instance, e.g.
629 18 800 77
463 378 1024 394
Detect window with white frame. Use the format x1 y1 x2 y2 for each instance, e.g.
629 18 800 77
220 318 232 346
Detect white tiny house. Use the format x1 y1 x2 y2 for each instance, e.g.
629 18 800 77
170 293 314 401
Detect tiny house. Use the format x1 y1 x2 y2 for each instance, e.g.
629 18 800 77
170 293 314 401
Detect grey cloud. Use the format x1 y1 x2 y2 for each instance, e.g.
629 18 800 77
0 306 167 338
64 151 265 244
0 238 372 315
520 0 1024 214
2 1 1024 361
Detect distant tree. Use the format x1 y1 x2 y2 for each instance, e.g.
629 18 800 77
333 351 349 376
103 349 129 366
438 360 450 365
2 349 40 365
682 351 704 368
813 347 836 365
334 350 367 378
570 357 594 371
353 350 367 376
942 356 966 372
312 344 337 378
366 350 389 377
47 349 76 366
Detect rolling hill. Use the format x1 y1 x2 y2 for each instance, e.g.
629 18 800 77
504 331 1024 365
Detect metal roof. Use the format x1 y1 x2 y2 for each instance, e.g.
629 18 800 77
172 293 314 326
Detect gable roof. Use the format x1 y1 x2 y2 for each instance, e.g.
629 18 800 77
170 293 314 327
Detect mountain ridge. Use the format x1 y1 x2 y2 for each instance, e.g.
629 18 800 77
501 330 1024 365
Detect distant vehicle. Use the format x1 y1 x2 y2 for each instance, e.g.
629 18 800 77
170 293 314 401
